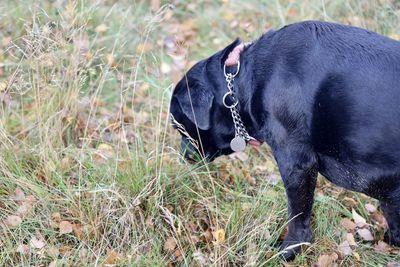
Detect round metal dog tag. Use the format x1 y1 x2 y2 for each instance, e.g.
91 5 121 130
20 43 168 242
230 136 246 152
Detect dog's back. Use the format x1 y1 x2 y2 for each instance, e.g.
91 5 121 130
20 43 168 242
277 21 400 195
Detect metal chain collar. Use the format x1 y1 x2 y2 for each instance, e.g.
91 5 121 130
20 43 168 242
223 62 255 144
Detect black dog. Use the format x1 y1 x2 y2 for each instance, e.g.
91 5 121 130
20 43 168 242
170 21 400 260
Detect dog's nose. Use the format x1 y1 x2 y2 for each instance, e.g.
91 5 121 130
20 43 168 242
180 137 197 162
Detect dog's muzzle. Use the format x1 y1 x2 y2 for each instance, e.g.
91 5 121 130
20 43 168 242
180 137 221 163
180 137 198 162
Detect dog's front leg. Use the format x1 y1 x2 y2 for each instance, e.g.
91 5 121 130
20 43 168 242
273 145 318 261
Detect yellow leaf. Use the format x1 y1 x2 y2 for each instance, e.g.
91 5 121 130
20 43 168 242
346 233 357 247
98 143 113 151
222 11 235 21
353 251 361 261
95 23 108 33
213 229 225 244
0 81 8 92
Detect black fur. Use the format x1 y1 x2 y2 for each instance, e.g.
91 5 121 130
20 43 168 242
170 21 400 260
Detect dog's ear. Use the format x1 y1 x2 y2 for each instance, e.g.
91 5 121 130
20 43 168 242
175 81 214 130
219 38 241 66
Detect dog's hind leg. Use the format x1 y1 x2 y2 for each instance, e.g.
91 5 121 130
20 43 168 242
380 193 400 246
272 144 318 261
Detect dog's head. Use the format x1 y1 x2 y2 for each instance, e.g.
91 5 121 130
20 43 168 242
170 39 242 162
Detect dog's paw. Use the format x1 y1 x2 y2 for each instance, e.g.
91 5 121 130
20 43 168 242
384 230 400 246
279 245 297 261
278 240 311 261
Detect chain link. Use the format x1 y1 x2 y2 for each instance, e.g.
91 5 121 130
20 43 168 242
223 71 255 141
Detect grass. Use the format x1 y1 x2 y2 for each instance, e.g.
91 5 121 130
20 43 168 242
0 0 399 266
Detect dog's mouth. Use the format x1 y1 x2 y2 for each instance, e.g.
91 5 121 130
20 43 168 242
180 137 222 163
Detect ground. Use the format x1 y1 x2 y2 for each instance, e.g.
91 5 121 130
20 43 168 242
0 0 400 266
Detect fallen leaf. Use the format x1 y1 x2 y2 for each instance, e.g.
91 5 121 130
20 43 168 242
161 62 172 74
98 143 112 150
374 241 392 253
79 248 88 261
163 237 177 252
203 229 213 243
389 33 400 40
95 23 108 33
213 229 225 244
265 173 280 185
0 80 8 92
316 252 338 267
51 212 61 222
279 227 289 241
341 218 357 232
230 151 248 162
59 221 73 234
96 143 114 162
151 0 160 11
17 244 30 254
59 245 72 257
338 240 353 256
365 203 377 213
243 170 256 186
190 235 200 244
106 54 116 67
371 211 386 226
346 232 357 247
2 36 12 47
17 199 35 217
193 250 210 266
72 223 84 239
12 187 26 203
145 217 154 230
353 251 361 260
47 246 60 257
136 43 153 54
5 215 22 227
105 249 122 265
343 197 357 207
352 209 367 227
30 235 46 249
174 249 183 262
222 10 235 21
357 228 374 241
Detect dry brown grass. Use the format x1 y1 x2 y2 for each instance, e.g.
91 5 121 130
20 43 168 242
0 0 399 266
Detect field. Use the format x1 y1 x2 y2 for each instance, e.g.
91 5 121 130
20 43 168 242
0 0 400 266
